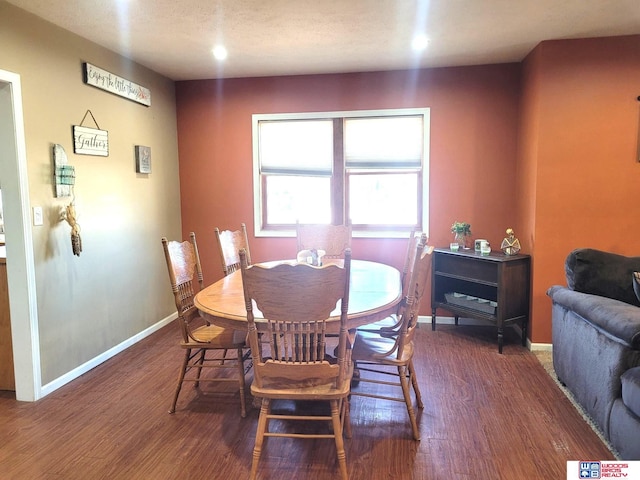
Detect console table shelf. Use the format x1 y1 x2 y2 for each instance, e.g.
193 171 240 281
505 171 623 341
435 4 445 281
431 248 531 353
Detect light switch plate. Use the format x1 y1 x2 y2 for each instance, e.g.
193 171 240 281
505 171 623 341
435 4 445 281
33 206 43 226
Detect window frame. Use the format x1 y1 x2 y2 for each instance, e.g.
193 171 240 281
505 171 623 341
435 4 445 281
251 107 430 238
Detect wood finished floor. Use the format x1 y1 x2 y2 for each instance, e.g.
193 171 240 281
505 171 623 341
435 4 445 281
0 323 614 480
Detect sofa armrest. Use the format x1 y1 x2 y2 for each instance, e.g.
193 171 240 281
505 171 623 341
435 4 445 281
548 285 640 348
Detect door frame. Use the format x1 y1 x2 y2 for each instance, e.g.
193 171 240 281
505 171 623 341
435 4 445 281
0 68 41 401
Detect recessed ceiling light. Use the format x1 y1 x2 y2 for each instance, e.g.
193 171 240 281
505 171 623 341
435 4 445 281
212 45 228 61
412 35 430 52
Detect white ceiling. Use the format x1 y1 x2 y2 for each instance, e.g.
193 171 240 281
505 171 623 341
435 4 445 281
6 0 640 81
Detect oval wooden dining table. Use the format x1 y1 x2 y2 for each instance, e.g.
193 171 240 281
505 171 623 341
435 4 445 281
194 259 402 334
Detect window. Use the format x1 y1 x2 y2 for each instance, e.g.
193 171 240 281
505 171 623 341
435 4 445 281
252 108 430 237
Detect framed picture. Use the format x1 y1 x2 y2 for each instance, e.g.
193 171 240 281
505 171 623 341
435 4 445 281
135 145 151 173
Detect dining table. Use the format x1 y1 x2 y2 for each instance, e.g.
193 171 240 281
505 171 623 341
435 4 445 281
194 259 403 334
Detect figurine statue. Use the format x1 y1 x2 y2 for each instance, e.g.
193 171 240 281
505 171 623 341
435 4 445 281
500 228 521 256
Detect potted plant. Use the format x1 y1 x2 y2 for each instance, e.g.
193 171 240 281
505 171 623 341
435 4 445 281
451 221 472 249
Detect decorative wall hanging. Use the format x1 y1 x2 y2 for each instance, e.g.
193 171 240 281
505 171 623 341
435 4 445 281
55 144 82 256
83 62 151 107
73 110 108 156
135 145 151 173
61 202 82 256
53 144 75 197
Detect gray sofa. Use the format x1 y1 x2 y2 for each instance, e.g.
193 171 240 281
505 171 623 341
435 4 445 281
547 248 640 460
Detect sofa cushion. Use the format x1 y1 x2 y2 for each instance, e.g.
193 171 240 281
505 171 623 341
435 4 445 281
547 286 640 348
565 248 640 307
621 367 640 418
634 272 640 304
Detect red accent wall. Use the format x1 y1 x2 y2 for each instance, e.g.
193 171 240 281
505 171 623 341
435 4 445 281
176 64 521 309
176 34 640 343
519 34 640 343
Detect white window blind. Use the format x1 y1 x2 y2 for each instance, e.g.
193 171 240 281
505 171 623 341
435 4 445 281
344 116 423 168
259 120 333 175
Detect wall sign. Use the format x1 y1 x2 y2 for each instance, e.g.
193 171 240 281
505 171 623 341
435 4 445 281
83 62 151 107
135 145 151 173
73 125 109 156
73 110 109 156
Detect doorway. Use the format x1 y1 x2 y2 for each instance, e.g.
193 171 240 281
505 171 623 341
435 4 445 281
0 69 41 401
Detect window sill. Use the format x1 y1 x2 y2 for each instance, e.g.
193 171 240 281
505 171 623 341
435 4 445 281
255 228 421 239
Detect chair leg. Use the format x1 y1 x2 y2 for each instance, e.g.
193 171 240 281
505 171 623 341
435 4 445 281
330 400 349 480
398 365 420 441
250 398 270 480
236 347 247 418
341 397 352 439
408 359 424 409
169 348 191 414
194 348 206 388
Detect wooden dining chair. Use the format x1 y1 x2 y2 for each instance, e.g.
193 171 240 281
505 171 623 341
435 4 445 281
358 231 427 335
296 222 352 342
162 232 251 417
214 223 251 276
240 248 353 480
296 222 352 260
350 236 434 440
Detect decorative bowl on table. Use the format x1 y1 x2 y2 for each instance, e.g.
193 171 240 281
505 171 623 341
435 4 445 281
296 249 326 266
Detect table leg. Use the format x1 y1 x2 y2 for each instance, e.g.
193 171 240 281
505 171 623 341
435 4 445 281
431 309 436 330
454 315 459 326
351 368 360 387
498 327 504 354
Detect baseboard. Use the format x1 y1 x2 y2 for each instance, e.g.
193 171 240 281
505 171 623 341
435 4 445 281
419 315 553 352
40 313 177 397
418 314 497 326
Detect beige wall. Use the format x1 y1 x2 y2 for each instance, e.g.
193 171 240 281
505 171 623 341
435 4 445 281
0 2 181 386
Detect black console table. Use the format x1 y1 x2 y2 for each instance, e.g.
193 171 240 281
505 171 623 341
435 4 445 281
431 248 531 353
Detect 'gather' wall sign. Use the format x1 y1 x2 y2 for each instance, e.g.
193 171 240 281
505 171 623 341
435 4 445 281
73 110 109 157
